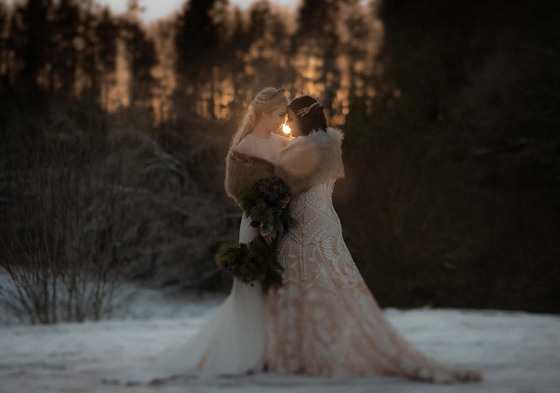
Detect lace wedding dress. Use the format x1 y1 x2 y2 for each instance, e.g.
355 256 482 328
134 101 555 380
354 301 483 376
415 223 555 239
108 133 287 384
266 179 482 383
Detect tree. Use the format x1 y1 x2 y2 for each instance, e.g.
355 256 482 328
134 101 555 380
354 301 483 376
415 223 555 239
0 0 8 80
224 7 251 119
50 0 80 93
338 0 560 312
341 1 371 102
235 0 294 99
174 0 226 118
8 0 53 88
116 2 157 109
75 1 101 102
122 20 157 107
293 0 341 116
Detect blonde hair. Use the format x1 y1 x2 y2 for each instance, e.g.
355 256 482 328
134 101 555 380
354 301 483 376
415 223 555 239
229 87 287 153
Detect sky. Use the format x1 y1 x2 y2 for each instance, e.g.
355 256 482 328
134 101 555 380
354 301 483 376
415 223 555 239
96 0 299 24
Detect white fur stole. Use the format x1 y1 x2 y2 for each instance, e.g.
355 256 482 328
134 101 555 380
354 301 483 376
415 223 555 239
275 127 345 195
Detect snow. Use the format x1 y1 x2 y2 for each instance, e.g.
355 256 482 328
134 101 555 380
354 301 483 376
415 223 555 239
1 284 559 393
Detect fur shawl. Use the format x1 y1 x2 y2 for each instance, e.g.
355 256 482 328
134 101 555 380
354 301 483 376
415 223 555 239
224 150 275 206
275 127 345 195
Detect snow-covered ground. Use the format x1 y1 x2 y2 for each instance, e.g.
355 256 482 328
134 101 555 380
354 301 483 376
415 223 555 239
1 283 559 393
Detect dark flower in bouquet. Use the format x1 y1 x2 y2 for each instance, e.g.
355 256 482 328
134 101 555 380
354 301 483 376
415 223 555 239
241 174 295 237
257 175 291 209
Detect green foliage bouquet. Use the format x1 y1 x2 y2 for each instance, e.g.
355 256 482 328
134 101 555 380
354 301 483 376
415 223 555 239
216 236 284 293
216 174 295 293
241 174 295 237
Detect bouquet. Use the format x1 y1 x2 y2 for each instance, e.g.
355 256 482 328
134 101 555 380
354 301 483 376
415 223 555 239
240 174 295 237
215 236 284 293
216 174 295 293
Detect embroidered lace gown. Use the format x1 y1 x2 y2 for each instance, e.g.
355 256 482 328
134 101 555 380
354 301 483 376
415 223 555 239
266 179 481 383
112 133 287 384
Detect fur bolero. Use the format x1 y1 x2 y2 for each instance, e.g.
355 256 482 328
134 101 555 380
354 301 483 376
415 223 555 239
275 127 345 195
224 128 344 207
224 149 275 207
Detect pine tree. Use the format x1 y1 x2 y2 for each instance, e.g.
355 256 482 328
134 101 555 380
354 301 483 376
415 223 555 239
246 1 294 90
50 0 80 93
294 0 341 116
118 3 157 108
174 0 226 118
226 7 251 118
9 0 53 88
129 25 157 107
93 8 119 107
0 0 7 80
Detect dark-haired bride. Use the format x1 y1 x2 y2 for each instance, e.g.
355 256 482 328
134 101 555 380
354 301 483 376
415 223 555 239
265 95 483 383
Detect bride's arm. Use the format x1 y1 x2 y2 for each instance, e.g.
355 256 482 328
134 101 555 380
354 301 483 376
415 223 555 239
276 140 322 195
276 129 344 195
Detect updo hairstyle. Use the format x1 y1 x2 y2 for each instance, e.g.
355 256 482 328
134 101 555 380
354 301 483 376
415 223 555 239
288 95 327 136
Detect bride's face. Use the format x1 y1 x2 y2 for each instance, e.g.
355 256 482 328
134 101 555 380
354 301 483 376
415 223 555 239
264 103 288 133
287 108 302 137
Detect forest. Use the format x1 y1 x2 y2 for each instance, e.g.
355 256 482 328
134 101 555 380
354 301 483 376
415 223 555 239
0 0 559 324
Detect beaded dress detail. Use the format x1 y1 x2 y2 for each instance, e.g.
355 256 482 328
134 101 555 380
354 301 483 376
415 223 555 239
266 179 481 382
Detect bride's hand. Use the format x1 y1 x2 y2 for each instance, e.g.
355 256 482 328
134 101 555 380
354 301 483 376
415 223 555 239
261 233 273 246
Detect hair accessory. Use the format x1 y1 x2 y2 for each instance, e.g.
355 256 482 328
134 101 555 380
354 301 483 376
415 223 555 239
296 102 320 118
266 88 285 101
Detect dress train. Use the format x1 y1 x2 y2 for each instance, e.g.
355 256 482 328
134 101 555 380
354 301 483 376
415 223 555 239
266 181 482 383
107 214 265 384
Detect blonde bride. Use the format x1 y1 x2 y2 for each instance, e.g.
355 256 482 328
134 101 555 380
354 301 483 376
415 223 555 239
109 87 289 384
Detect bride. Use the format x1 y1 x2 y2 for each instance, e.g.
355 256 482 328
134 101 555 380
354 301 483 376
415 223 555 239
266 95 483 383
110 87 289 384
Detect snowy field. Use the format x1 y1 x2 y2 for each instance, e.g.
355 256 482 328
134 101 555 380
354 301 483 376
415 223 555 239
1 284 560 393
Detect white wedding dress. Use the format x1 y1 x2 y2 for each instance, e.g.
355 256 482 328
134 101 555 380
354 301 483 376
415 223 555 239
266 179 481 382
108 133 287 384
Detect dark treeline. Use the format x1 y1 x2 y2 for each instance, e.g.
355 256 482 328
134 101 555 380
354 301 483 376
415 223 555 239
0 0 156 110
0 0 558 322
339 0 560 313
0 0 381 124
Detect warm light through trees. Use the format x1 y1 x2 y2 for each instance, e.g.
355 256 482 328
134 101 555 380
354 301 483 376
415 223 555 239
0 0 384 126
1 0 558 314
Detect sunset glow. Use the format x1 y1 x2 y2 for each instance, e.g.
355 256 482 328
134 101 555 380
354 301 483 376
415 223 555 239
282 121 291 135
